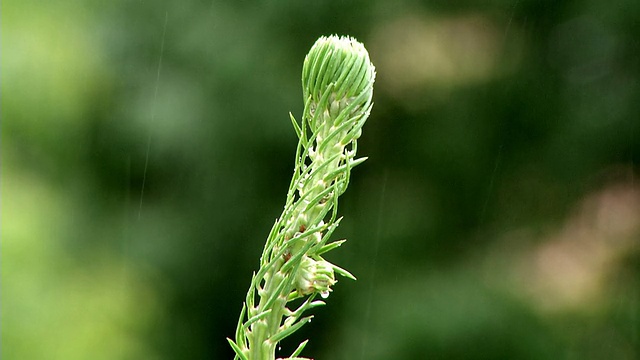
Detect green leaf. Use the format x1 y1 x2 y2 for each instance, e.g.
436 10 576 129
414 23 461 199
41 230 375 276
270 316 313 343
316 239 346 256
332 263 357 281
290 339 309 357
289 112 302 139
235 304 247 347
242 308 272 329
226 338 248 360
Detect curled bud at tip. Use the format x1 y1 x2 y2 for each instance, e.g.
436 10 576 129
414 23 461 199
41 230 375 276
302 35 376 132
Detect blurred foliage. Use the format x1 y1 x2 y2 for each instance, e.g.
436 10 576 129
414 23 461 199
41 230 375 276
2 0 639 359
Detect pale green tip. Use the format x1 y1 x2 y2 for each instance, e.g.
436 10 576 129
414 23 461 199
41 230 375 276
302 35 376 109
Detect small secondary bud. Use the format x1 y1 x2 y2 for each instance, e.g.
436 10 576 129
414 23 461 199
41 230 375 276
295 256 337 296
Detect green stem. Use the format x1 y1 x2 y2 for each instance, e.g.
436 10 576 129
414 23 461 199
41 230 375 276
229 35 375 360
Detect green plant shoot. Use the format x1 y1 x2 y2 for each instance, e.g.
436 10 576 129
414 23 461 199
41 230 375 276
228 35 376 360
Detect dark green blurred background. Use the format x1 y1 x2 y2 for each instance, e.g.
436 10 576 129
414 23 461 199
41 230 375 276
3 0 639 359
